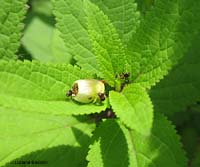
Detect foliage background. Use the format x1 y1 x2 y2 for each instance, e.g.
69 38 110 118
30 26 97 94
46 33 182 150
21 0 200 165
0 0 200 166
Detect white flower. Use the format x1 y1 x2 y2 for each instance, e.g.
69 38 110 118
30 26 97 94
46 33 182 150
68 79 105 103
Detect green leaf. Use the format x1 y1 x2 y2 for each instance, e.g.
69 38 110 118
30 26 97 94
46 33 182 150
0 60 106 115
90 0 140 46
150 35 200 116
191 146 200 167
0 60 90 99
127 0 200 88
136 0 154 14
84 0 126 86
109 84 153 134
87 113 187 167
31 0 53 16
22 15 71 63
52 0 98 74
0 0 27 60
0 106 95 166
181 127 198 160
0 94 107 116
124 112 187 167
87 120 129 167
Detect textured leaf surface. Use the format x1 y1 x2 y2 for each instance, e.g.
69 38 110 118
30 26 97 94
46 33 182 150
52 0 98 73
109 84 153 134
136 0 154 14
150 35 200 116
91 0 140 46
127 0 200 88
0 106 95 167
22 14 71 63
125 112 187 167
0 0 27 60
85 0 126 86
0 60 106 115
87 120 129 167
87 113 187 167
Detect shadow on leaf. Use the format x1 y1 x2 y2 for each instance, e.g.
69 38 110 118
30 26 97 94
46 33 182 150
3 128 91 167
89 119 129 167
